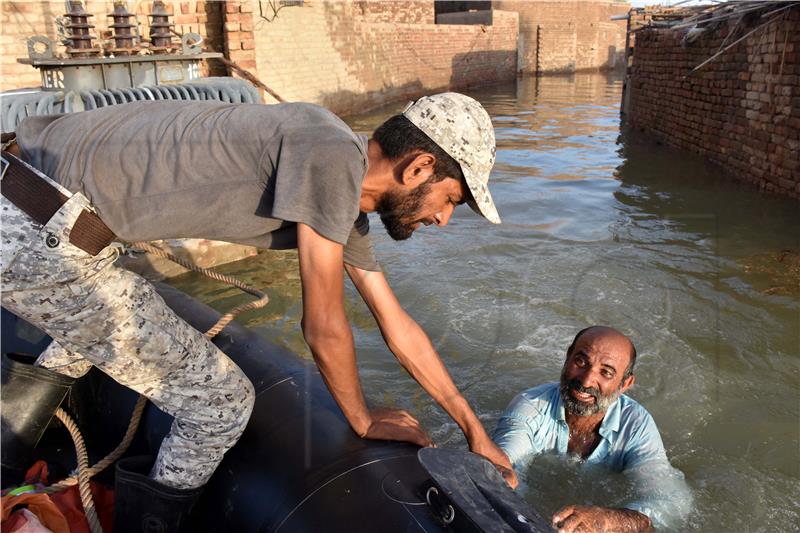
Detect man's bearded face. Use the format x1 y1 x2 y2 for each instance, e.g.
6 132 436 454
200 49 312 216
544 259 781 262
559 366 623 417
376 180 433 241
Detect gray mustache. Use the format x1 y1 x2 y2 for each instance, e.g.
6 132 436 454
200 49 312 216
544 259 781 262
568 380 600 401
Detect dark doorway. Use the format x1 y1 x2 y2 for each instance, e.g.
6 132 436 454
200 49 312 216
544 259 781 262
434 1 492 17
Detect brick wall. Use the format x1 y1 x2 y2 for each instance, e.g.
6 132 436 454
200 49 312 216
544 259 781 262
495 0 629 74
2 1 517 116
222 1 256 72
355 0 434 24
2 1 75 90
538 23 577 73
251 1 518 115
0 0 225 92
627 8 800 199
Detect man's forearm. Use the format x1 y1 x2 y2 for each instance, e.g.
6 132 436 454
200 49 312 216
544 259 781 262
345 266 515 484
303 320 371 435
380 312 491 446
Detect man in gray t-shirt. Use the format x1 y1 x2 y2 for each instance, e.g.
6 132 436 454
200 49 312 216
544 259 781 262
18 100 380 270
4 92 513 530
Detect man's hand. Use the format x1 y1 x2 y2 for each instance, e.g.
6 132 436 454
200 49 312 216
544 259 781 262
470 438 519 489
361 407 434 447
346 265 519 489
552 505 653 533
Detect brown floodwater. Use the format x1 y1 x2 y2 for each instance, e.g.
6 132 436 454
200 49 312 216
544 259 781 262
169 73 799 532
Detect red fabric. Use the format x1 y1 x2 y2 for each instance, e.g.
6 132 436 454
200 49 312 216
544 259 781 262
49 484 114 533
2 461 114 533
21 463 50 487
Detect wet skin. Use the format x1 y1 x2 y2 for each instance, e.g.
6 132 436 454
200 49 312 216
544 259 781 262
552 327 653 533
561 326 635 451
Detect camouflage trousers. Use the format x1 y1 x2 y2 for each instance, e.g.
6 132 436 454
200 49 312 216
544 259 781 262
1 180 255 489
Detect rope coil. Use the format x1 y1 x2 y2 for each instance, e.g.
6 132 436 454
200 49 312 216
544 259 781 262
45 241 269 533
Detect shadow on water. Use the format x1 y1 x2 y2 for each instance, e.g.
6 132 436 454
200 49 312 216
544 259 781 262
614 131 800 298
170 73 799 532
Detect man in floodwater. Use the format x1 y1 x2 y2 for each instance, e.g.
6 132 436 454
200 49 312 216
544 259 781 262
2 93 514 531
493 326 692 532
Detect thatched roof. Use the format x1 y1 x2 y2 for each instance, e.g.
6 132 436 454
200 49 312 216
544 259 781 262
630 1 798 73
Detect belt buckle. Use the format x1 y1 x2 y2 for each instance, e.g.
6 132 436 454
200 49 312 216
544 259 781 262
0 155 8 182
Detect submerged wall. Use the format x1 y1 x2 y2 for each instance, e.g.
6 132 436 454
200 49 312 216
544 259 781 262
250 1 518 115
626 8 800 199
495 0 629 74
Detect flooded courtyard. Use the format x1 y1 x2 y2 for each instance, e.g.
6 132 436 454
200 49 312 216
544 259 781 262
169 74 799 532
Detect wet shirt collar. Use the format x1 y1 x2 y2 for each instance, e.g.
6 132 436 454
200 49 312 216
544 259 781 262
555 387 623 441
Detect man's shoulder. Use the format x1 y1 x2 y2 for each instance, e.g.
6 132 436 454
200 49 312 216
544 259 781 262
518 382 560 403
274 103 365 157
273 102 354 134
504 382 560 419
617 394 659 433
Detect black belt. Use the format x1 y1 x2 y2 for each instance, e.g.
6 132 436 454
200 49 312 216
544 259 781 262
1 151 116 256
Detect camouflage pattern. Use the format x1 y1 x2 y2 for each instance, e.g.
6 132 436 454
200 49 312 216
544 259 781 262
1 191 255 489
36 341 93 378
403 92 501 224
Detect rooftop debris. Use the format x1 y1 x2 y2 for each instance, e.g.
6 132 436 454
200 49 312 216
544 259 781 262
633 0 799 32
629 1 799 74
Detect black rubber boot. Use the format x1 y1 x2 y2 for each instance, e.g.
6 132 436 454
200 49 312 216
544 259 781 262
1 352 76 485
113 456 202 533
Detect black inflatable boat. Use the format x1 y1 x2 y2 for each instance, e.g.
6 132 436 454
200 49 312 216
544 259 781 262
1 284 552 532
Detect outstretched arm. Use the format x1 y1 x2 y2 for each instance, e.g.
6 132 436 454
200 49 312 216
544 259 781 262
297 223 432 447
346 263 517 488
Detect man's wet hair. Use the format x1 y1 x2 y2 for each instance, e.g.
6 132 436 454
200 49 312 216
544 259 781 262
373 115 465 184
566 326 638 379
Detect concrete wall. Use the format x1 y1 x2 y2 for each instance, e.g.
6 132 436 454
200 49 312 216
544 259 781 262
250 1 519 115
0 1 226 92
495 0 629 74
627 8 800 199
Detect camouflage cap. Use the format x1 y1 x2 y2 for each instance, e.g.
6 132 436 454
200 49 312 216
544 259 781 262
402 92 501 224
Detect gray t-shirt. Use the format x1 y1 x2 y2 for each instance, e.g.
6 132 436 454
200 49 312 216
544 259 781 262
17 100 380 271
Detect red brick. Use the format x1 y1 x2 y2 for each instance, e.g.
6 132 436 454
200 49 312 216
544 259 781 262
174 13 196 24
232 57 256 70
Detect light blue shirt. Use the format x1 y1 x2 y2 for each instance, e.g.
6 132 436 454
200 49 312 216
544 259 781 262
493 383 693 530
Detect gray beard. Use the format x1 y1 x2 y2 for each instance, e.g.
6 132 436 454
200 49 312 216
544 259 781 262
559 370 622 417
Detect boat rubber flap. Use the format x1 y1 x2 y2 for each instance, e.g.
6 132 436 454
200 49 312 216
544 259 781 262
418 448 554 533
